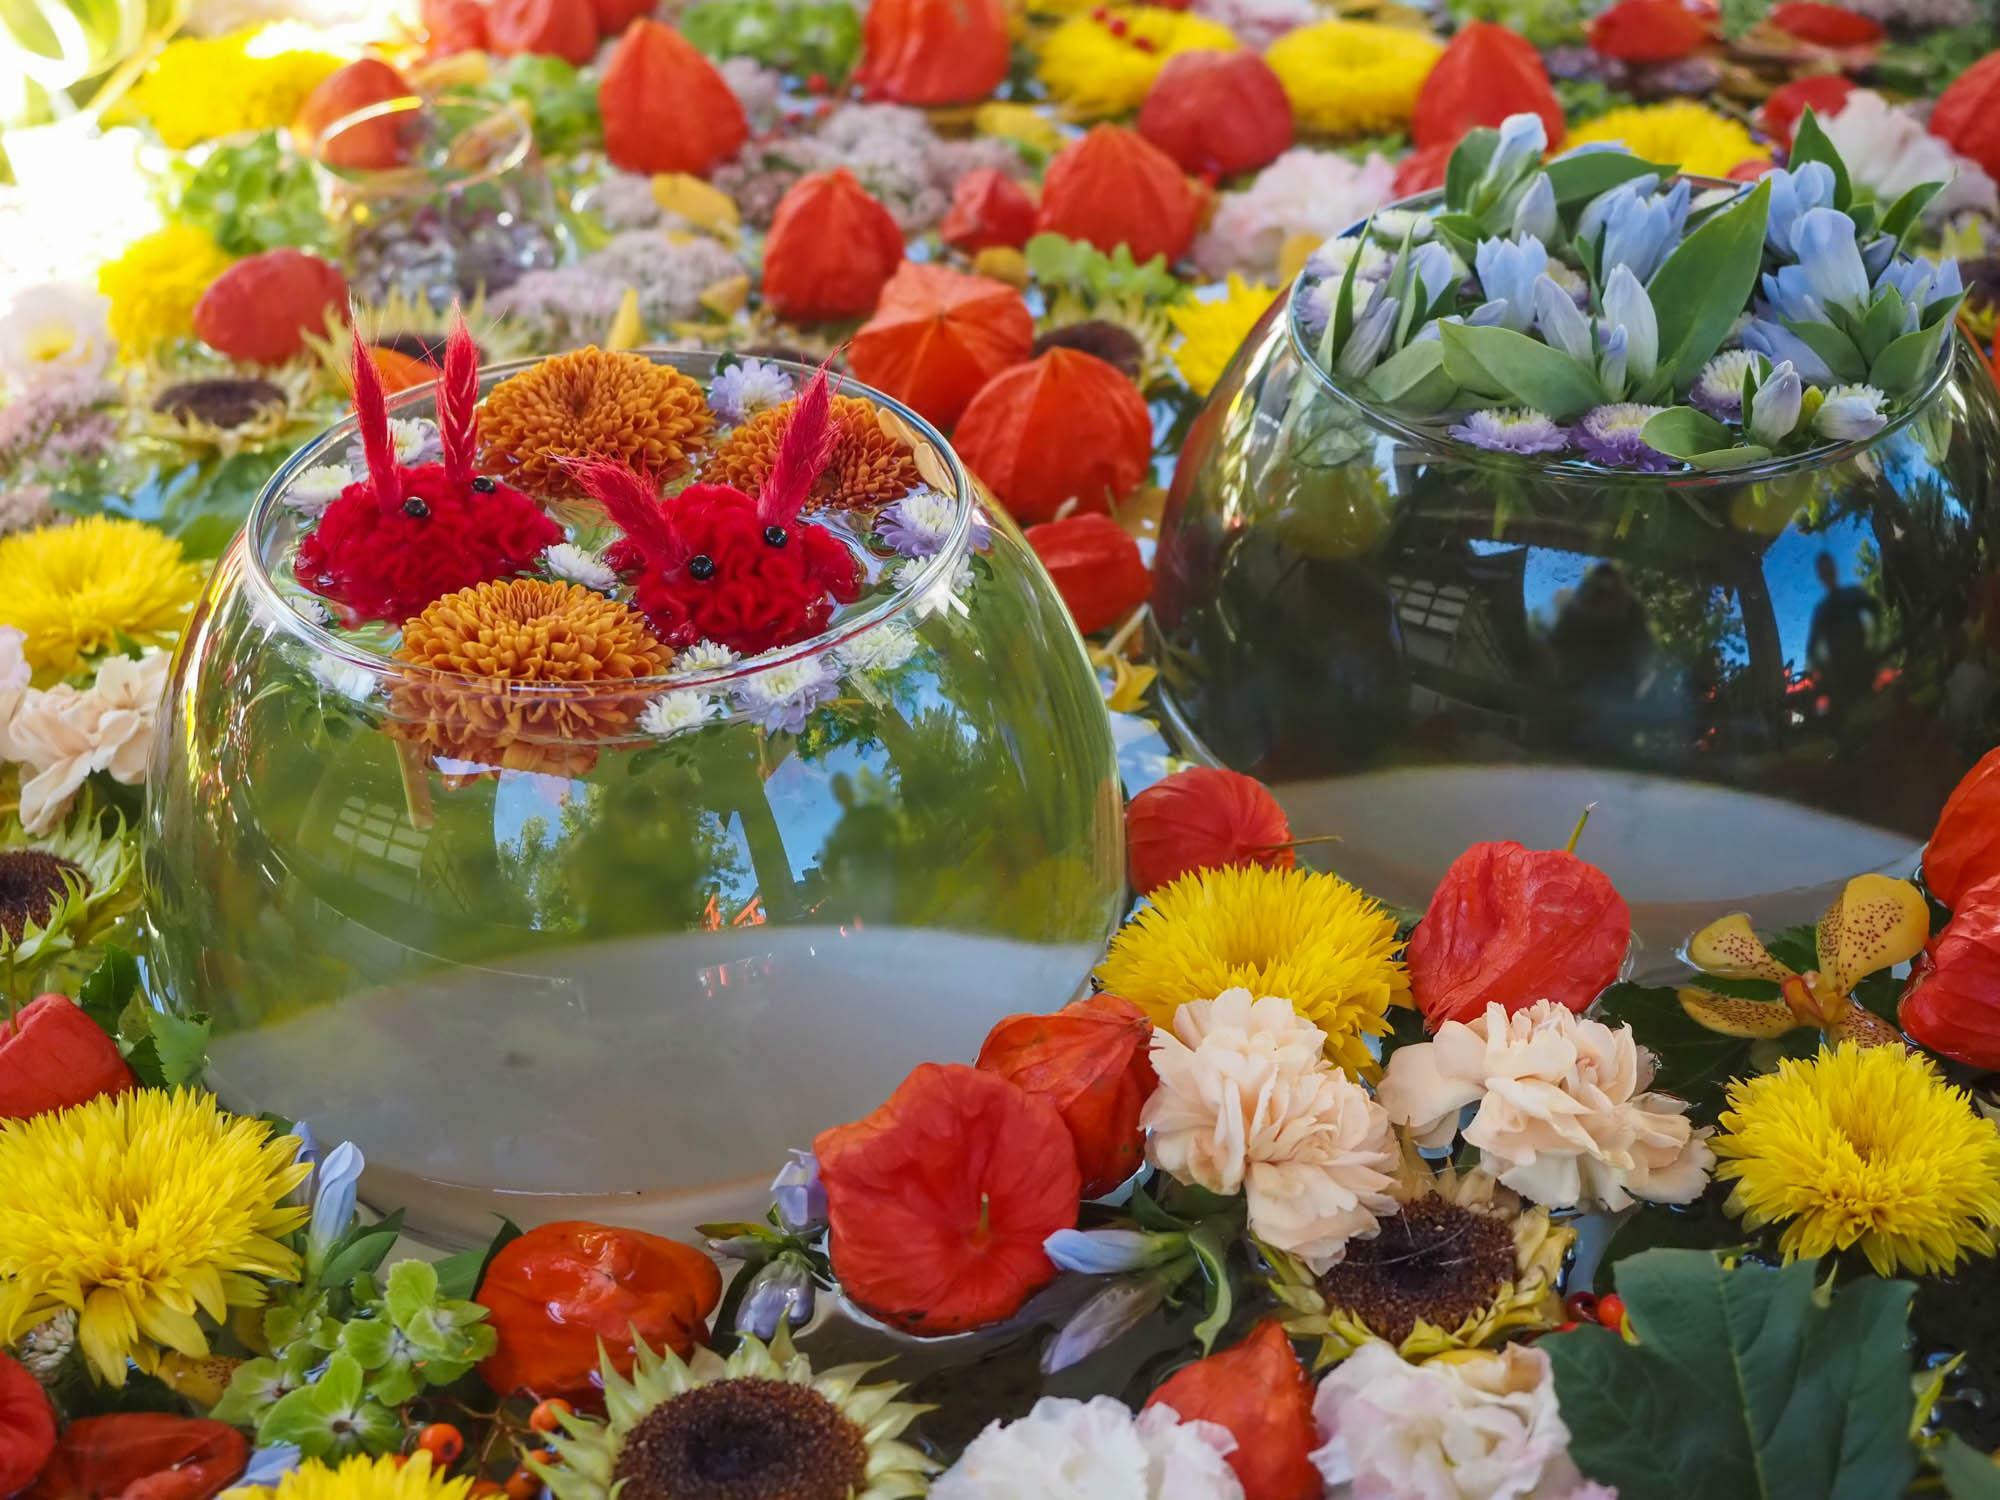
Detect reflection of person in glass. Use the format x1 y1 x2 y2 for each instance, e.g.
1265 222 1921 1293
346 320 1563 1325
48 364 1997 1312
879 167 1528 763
1550 562 1652 696
1807 549 1880 722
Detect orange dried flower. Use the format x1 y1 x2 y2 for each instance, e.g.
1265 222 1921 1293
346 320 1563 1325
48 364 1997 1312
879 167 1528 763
707 394 919 511
761 169 907 323
1143 1321 1319 1500
1125 766 1293 895
390 579 670 777
481 348 716 497
1037 125 1201 267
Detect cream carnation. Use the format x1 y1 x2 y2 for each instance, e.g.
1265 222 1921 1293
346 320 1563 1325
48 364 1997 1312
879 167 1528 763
1143 989 1399 1271
1376 1000 1713 1213
0 648 170 834
1821 91 1998 222
936 1396 1243 1500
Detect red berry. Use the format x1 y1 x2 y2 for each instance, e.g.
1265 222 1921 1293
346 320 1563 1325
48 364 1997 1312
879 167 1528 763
1596 1293 1627 1330
1555 1320 1579 1333
1108 16 1128 34
1091 5 1108 17
529 1399 573 1435
806 71 827 93
417 1424 464 1465
1131 35 1156 51
503 1470 540 1500
1563 1290 1599 1322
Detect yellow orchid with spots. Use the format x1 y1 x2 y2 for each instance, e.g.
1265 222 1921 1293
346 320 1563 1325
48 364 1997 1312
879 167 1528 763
1677 873 1928 1047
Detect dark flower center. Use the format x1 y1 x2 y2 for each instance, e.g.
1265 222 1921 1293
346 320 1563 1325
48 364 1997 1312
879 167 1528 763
1033 321 1145 380
1316 1197 1520 1347
0 850 88 942
611 1378 868 1500
153 378 287 430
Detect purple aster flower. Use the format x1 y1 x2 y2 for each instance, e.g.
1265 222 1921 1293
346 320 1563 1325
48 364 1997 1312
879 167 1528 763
1449 407 1570 455
1577 403 1675 470
732 656 840 735
1689 350 1758 420
709 358 794 424
877 487 986 557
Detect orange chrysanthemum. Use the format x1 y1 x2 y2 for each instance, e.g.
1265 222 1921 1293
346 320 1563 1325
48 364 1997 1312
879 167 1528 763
707 395 920 512
390 579 671 777
480 349 716 498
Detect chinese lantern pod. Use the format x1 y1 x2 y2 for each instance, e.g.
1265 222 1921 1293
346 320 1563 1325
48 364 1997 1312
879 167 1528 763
194 250 350 367
487 0 598 62
849 262 1035 429
761 169 907 322
1393 140 1453 197
1759 74 1854 149
1037 125 1202 267
1025 512 1152 636
953 348 1153 523
1932 51 2000 183
599 19 748 177
295 58 415 168
1410 21 1563 150
856 0 1010 104
422 0 489 55
941 169 1039 253
1769 1 1883 46
1588 0 1710 63
591 0 656 35
1136 50 1294 178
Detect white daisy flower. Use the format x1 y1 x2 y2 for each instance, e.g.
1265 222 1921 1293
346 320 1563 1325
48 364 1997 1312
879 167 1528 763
638 689 718 739
837 619 920 675
669 639 742 676
542 543 619 592
285 462 353 516
732 655 839 735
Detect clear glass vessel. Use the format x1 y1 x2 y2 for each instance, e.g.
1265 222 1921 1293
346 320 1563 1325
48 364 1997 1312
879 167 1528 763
144 352 1123 1248
1154 263 2000 972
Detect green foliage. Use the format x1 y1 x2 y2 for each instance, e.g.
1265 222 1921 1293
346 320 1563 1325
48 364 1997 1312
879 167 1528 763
1547 1251 1918 1500
1939 1434 2000 1499
1644 178 1770 398
680 0 862 82
1594 980 1818 1119
78 947 212 1087
1443 0 1593 47
1717 0 1770 39
1440 322 1605 419
1024 234 1186 306
1551 78 1632 126
173 133 334 258
258 1352 403 1459
472 56 603 157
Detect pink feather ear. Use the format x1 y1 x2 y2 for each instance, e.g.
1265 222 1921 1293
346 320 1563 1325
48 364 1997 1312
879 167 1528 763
439 310 480 490
349 330 402 516
756 359 842 528
570 459 689 573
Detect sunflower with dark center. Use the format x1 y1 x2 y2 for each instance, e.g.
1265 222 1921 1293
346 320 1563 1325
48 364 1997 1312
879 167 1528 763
142 365 315 456
534 1331 933 1500
0 795 138 966
1262 1161 1572 1369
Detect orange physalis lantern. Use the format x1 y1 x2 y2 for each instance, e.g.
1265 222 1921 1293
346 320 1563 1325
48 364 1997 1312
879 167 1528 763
1411 21 1563 151
1143 1321 1321 1500
1124 766 1293 895
599 20 748 177
1932 51 2000 182
487 0 597 63
953 348 1154 523
849 262 1034 428
295 58 414 168
1769 1 1882 45
1025 512 1151 636
1759 74 1854 149
855 0 1010 105
1393 140 1453 196
1137 50 1294 178
1037 125 1202 266
761 169 906 323
941 169 1038 253
1588 0 1710 61
590 0 655 35
421 0 488 55
1902 875 2000 1069
194 249 349 367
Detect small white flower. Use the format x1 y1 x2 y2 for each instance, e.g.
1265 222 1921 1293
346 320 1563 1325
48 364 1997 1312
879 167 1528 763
345 418 439 475
286 463 353 516
311 655 378 705
16 1309 76 1385
732 655 839 735
669 639 742 676
709 358 796 424
638 689 718 739
0 283 114 387
895 556 974 621
838 620 920 675
936 1395 1243 1500
1815 382 1890 442
542 543 619 592
294 595 335 627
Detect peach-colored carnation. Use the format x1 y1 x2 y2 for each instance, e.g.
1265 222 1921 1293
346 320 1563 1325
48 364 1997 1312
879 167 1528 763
1142 988 1398 1270
1376 999 1713 1212
0 649 169 833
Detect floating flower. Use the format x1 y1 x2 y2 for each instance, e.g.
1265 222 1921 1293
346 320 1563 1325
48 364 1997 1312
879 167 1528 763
1169 276 1279 397
1564 101 1758 177
762 170 907 323
0 992 134 1122
1143 1321 1318 1500
482 348 715 497
836 619 920 675
877 489 964 557
1038 126 1203 267
1098 865 1408 1077
599 20 747 178
1448 408 1570 455
667 640 740 677
0 652 173 835
1138 51 1293 179
816 1063 1081 1335
1814 381 1888 440
730 655 841 735
541 544 619 592
227 1453 466 1500
1144 990 1399 1270
1037 7 1240 120
708 358 794 424
1378 999 1713 1212
856 0 1009 105
1193 149 1397 279
850 263 1035 429
95 224 236 361
954 348 1154 524
636 689 717 739
937 1395 1241 1499
1265 21 1443 139
122 27 342 149
391 580 671 778
1714 1042 2000 1276
0 1089 306 1385
1125 767 1293 896
1413 21 1563 151
708 395 920 512
477 1221 723 1402
1575 402 1672 469
285 465 352 517
0 793 137 969
1689 348 1760 419
0 284 115 389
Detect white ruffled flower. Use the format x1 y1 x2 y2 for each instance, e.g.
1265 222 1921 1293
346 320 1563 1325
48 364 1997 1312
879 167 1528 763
1821 91 1998 222
285 462 353 516
14 1309 77 1385
936 1395 1244 1500
709 358 796 424
895 556 975 621
0 649 171 835
1143 989 1399 1272
638 689 719 739
837 620 920 676
1312 1342 1606 1500
1194 149 1398 279
0 282 115 388
345 417 439 475
732 655 840 735
310 654 378 705
542 543 619 592
1376 999 1714 1213
669 639 742 676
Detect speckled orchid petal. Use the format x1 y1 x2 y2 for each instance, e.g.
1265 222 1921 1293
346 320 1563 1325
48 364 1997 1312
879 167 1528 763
1685 912 1794 984
1816 874 1929 997
1676 986 1800 1039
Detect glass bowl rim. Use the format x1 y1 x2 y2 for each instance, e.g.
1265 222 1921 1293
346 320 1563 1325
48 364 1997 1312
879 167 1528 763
309 92 536 198
242 347 979 696
1284 180 1962 490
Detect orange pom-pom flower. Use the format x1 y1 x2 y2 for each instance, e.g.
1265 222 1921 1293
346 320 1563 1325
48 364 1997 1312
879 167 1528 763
599 20 747 177
850 262 1034 428
1411 21 1563 150
1025 512 1151 636
1137 50 1294 178
1143 1320 1320 1500
761 169 906 323
1589 0 1709 61
953 348 1153 522
1124 765 1292 895
856 0 1009 104
1037 125 1201 266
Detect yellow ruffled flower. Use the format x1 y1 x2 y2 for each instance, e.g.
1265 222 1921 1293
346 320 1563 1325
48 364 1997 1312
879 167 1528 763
120 27 344 149
0 1090 308 1386
1266 20 1442 138
1037 7 1238 119
226 1454 473 1500
974 100 1066 157
1170 275 1280 396
1565 101 1762 179
0 516 207 678
1714 1043 2000 1277
97 223 236 360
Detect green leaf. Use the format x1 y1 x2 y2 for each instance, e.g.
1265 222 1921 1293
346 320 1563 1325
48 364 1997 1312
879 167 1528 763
384 1259 439 1328
1855 288 1907 365
1939 1434 2000 1499
1788 109 1852 211
432 1217 520 1301
1186 1223 1234 1356
1881 181 1943 249
1444 127 1499 214
319 1220 402 1291
1780 318 1870 384
1646 179 1771 396
1687 444 1774 470
1640 406 1733 459
1545 151 1674 212
77 946 138 1035
1364 338 1457 413
148 1011 210 1088
336 1319 394 1371
1440 322 1604 419
1871 318 1953 398
1547 1251 1917 1500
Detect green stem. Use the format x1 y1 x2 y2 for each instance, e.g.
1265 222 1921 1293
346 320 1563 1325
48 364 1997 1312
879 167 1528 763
1564 802 1598 856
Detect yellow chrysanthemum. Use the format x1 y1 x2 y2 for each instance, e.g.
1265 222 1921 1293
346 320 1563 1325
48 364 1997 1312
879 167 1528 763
0 1089 308 1385
226 1454 473 1500
97 223 236 360
1096 863 1408 1076
1564 102 1762 180
1037 7 1238 119
1714 1043 2000 1277
974 100 1065 158
0 517 206 679
1266 20 1442 138
1170 276 1280 397
120 27 343 149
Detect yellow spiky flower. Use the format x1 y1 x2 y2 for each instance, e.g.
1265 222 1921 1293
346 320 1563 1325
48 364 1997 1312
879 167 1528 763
225 1453 473 1500
0 1090 308 1385
1564 101 1762 179
1037 6 1239 119
0 516 206 679
118 26 343 149
1170 276 1280 397
1713 1043 2000 1277
96 223 236 360
1096 863 1408 1076
1266 20 1442 139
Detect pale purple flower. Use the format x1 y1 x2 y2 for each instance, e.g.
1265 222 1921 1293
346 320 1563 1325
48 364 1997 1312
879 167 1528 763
492 268 630 346
1577 403 1673 469
1044 1228 1187 1274
346 417 437 474
587 171 665 231
0 371 115 474
771 1148 825 1230
0 481 55 536
710 358 795 424
1450 407 1570 455
1190 0 1313 47
736 1258 816 1339
735 655 839 734
1690 349 1758 420
1815 382 1889 441
878 487 981 557
718 56 784 130
593 232 748 324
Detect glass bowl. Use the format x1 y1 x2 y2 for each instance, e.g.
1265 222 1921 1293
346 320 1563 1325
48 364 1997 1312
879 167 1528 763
1153 231 2000 974
143 351 1124 1248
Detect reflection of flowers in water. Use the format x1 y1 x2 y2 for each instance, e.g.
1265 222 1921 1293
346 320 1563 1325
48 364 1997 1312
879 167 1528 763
286 463 352 516
638 689 719 740
730 655 840 734
894 555 975 620
310 654 378 705
836 619 919 675
877 488 974 558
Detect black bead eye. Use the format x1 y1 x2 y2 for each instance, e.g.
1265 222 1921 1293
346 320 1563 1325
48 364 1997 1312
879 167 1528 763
471 475 496 493
763 525 788 548
688 554 716 580
403 496 430 518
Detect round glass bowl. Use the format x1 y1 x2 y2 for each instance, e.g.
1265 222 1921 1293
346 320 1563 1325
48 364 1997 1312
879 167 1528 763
143 352 1124 1247
1153 257 2000 972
